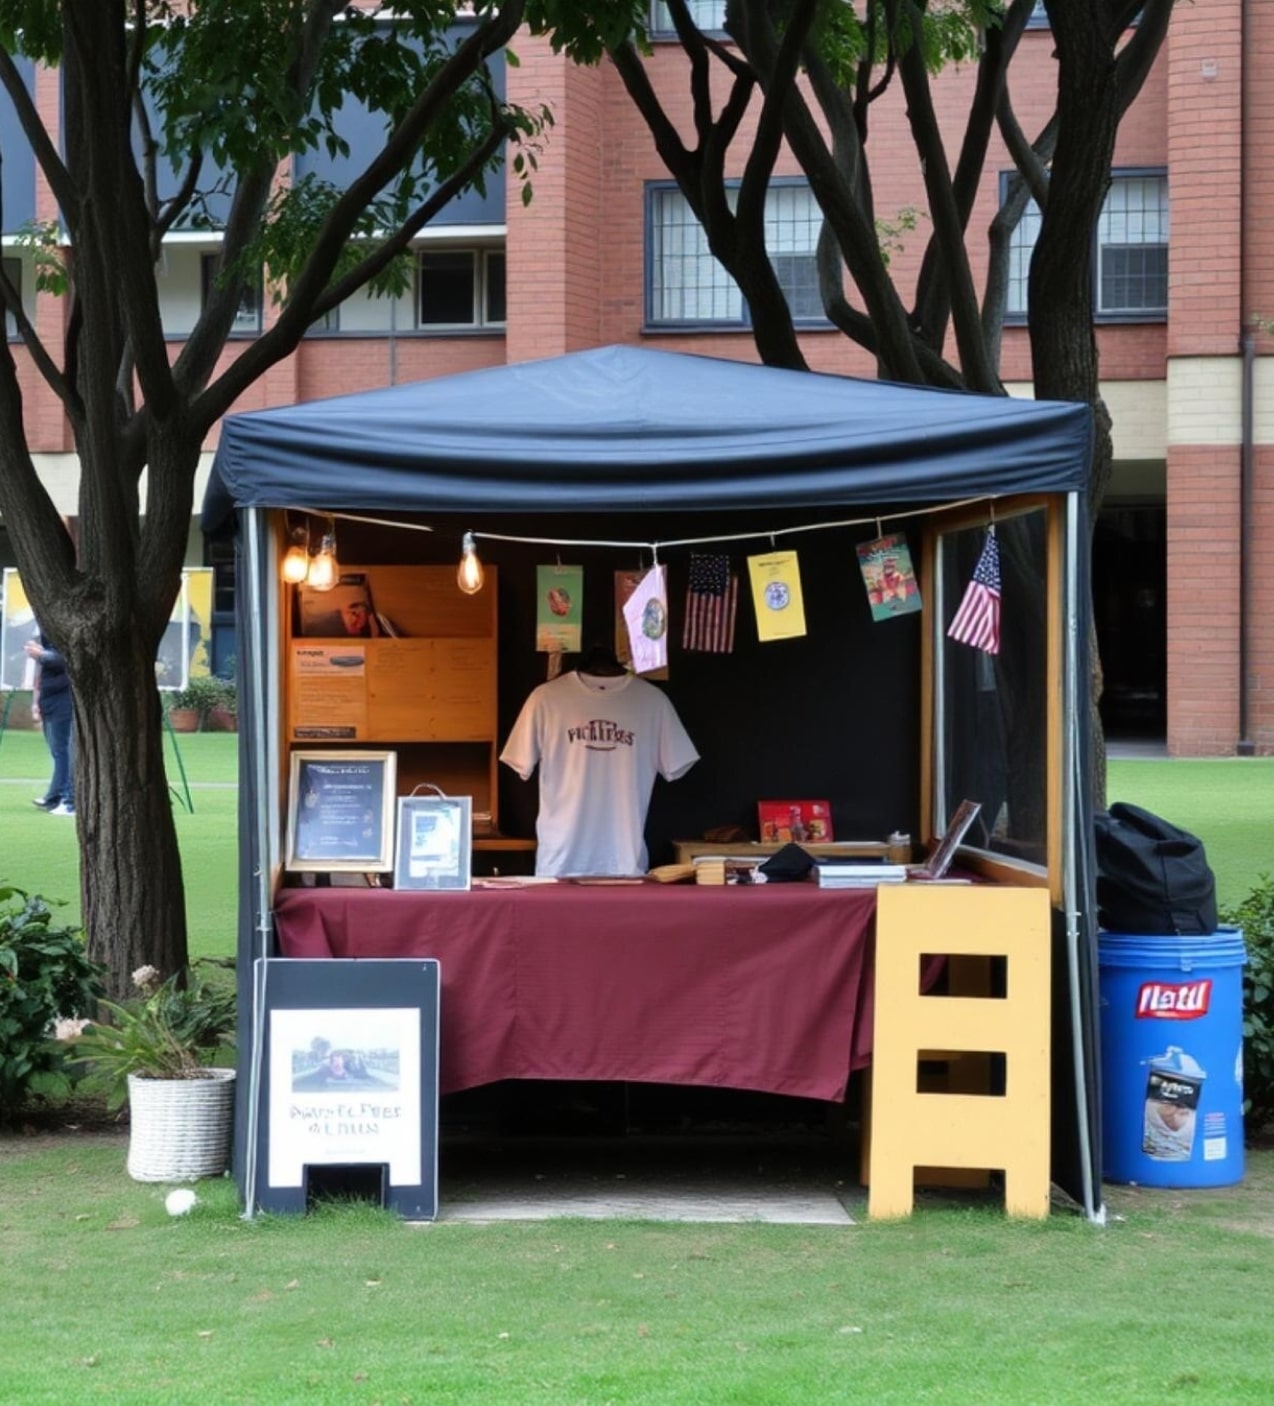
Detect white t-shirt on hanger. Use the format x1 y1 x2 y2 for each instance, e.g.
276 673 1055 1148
500 671 699 877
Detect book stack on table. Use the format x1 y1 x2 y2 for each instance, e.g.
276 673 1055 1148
813 862 909 888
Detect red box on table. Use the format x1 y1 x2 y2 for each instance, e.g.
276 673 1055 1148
757 800 833 844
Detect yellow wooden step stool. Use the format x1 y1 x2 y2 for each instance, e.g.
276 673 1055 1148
867 884 1052 1218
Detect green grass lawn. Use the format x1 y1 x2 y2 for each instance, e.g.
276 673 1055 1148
3 731 1274 1401
1106 758 1274 909
0 728 239 962
0 1135 1271 1405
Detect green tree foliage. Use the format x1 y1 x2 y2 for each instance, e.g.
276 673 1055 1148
0 1 544 996
0 884 103 1120
1220 875 1274 1136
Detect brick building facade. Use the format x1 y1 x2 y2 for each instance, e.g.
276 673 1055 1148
0 2 1269 754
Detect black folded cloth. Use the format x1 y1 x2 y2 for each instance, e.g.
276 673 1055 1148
757 843 816 882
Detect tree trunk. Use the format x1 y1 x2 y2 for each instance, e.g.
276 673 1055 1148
72 623 188 1000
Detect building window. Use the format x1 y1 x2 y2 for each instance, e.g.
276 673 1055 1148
418 249 506 329
1004 171 1167 322
1096 175 1168 316
650 2 725 35
200 253 262 335
647 181 825 329
2 256 20 339
1005 196 1042 319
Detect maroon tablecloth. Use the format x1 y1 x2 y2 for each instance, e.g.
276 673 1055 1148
273 883 878 1102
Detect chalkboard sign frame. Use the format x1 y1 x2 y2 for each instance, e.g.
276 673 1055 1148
286 749 397 872
248 957 440 1220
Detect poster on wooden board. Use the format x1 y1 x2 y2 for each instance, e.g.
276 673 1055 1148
286 749 397 871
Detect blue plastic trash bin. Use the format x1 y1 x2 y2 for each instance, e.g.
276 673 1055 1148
1098 927 1247 1188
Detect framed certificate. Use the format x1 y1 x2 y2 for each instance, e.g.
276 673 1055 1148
394 794 472 891
287 750 397 872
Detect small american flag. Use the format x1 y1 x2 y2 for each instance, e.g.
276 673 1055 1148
683 553 738 653
947 527 1001 654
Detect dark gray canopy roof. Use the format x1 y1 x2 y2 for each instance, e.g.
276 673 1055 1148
203 345 1091 529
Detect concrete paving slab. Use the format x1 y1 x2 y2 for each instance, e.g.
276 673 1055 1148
433 1133 862 1225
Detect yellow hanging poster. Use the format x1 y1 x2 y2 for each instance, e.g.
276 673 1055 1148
747 550 806 642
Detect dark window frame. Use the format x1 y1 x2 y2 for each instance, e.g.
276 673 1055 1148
648 1 727 39
200 252 263 336
998 167 1168 327
2 255 21 341
644 177 831 332
416 246 507 332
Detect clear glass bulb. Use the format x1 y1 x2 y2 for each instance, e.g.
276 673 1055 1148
306 533 339 591
457 533 484 595
281 541 309 584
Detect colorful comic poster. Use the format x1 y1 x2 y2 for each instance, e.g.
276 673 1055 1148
621 564 670 675
536 564 583 653
857 533 922 621
1 568 40 691
747 550 807 642
4 567 215 693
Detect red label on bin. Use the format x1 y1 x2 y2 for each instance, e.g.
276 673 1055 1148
1135 979 1212 1019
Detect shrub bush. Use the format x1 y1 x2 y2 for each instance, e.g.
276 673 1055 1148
1219 873 1274 1137
0 885 104 1121
167 672 225 725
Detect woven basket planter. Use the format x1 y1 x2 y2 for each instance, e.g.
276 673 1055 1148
126 1068 235 1182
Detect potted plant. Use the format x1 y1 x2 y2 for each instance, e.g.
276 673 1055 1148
70 962 237 1181
208 674 238 733
164 688 198 733
165 674 224 733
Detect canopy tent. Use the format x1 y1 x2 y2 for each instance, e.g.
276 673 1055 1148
205 344 1101 1220
204 344 1090 526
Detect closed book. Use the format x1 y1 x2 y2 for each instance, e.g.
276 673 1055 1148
814 862 908 887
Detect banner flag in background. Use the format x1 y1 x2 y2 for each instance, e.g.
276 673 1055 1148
947 527 1001 654
682 553 738 653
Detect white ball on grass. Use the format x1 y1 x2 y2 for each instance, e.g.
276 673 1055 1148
165 1188 198 1216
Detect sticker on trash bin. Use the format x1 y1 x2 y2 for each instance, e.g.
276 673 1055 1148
1142 1046 1206 1161
1135 979 1212 1019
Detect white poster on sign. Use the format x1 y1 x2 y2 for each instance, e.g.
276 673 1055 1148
268 1006 422 1188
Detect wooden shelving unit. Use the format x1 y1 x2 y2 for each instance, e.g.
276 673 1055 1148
284 563 511 838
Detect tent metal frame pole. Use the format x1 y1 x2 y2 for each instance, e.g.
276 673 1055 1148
1064 491 1102 1224
240 507 278 1220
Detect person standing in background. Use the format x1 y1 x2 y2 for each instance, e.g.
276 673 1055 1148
25 632 74 816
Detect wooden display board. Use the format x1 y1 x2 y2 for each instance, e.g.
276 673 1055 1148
284 564 500 831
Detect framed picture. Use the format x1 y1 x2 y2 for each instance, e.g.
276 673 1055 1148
296 572 383 638
287 750 397 872
912 799 983 881
394 794 472 891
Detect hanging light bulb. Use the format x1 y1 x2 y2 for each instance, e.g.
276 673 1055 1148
306 524 339 591
456 530 484 595
280 519 310 584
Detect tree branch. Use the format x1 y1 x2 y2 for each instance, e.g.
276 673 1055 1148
1112 0 1176 116
911 0 1030 351
0 261 81 421
894 2 997 391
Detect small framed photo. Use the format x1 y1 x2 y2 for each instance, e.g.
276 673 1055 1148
394 794 472 892
287 750 397 872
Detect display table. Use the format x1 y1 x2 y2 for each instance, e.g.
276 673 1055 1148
274 884 878 1102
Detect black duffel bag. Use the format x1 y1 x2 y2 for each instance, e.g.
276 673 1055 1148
1093 801 1218 936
